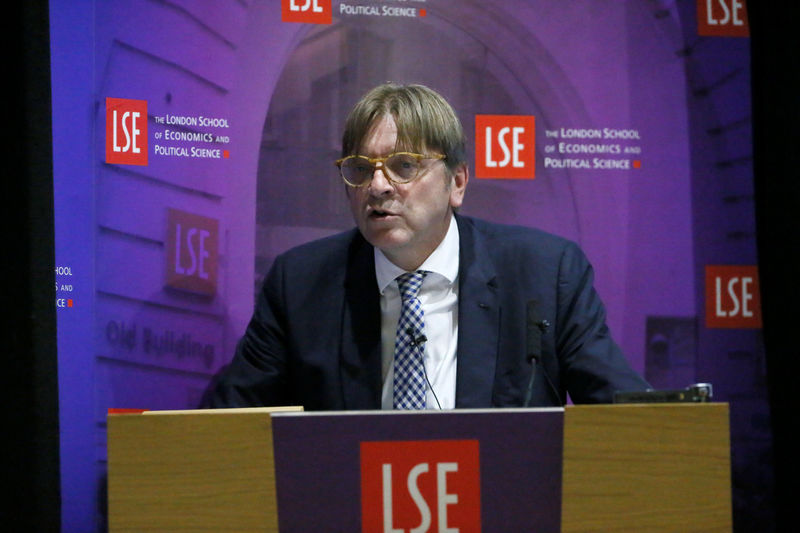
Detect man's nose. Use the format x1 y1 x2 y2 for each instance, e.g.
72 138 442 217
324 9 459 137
368 163 394 195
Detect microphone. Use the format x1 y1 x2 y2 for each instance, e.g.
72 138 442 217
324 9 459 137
406 327 427 346
523 300 545 407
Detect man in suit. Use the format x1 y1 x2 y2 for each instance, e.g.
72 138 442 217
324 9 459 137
204 83 649 410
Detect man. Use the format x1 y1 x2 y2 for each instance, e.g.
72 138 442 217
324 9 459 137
204 83 649 410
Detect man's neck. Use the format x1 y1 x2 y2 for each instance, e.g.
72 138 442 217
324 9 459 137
381 214 455 271
374 215 460 290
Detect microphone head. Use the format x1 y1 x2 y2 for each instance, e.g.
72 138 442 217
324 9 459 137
526 300 543 363
406 328 426 346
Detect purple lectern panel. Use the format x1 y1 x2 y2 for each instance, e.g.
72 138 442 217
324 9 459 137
272 408 564 532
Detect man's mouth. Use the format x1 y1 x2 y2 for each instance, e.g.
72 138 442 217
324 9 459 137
369 208 396 219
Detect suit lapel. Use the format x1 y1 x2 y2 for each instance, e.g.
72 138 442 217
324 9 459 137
339 234 382 409
455 216 501 407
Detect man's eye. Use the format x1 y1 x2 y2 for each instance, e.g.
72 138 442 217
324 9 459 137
392 157 417 169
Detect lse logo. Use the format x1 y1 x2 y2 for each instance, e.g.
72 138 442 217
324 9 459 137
166 208 219 296
106 97 148 166
697 0 749 37
361 440 481 533
705 265 761 328
475 115 535 179
281 0 332 24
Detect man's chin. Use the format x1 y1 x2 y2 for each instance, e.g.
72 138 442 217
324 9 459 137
359 226 410 252
367 234 409 251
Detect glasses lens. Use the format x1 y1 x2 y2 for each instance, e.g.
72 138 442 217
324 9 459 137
341 156 373 186
385 153 421 182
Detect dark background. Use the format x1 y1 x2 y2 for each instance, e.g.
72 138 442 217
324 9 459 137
7 2 799 531
750 3 800 531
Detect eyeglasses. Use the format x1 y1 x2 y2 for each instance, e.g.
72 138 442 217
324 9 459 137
334 152 446 187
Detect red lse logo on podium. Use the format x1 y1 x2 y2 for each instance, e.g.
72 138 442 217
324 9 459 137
361 439 481 533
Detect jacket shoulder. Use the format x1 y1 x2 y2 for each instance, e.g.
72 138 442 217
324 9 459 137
276 228 362 266
460 216 578 261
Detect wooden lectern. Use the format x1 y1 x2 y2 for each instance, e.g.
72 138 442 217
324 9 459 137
108 404 731 532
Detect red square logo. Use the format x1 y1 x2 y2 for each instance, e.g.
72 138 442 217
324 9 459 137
165 209 219 296
697 0 749 37
361 440 481 533
705 265 762 328
106 97 148 166
281 0 332 24
475 115 535 179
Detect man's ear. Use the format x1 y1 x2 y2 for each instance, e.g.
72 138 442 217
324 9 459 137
449 164 469 209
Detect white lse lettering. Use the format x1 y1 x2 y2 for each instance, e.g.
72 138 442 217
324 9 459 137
715 276 754 317
290 0 323 13
112 110 141 153
485 126 526 168
381 462 459 533
706 0 745 26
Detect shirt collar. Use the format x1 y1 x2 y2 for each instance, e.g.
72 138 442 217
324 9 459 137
375 214 460 294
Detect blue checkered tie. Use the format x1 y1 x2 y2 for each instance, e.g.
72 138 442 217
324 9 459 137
393 271 428 409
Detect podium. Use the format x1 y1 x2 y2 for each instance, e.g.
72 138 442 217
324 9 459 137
107 404 731 532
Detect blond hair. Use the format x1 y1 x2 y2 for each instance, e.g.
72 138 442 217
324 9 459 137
341 83 466 175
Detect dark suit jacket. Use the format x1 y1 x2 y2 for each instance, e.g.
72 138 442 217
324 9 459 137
204 215 649 410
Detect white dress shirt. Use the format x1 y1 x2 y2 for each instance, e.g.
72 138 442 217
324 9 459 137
376 215 460 409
